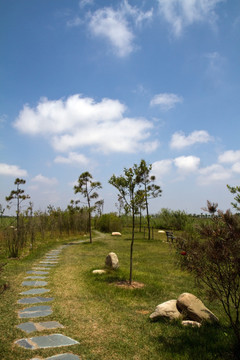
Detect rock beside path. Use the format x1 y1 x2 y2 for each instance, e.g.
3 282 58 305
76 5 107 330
92 269 106 274
177 293 219 323
150 300 182 321
105 252 119 270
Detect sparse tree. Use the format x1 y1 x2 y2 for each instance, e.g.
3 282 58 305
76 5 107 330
5 178 30 257
134 160 162 240
109 166 140 284
227 184 240 212
74 172 102 243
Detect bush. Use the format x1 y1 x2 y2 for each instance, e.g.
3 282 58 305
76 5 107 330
152 208 192 231
175 202 240 345
95 213 122 233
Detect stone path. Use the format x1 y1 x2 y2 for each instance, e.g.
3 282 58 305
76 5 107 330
15 245 81 360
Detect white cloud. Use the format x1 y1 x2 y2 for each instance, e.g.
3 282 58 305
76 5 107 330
152 159 173 179
198 164 231 185
232 162 240 173
54 152 89 165
14 94 158 154
32 174 58 186
218 150 240 163
89 7 134 57
121 0 153 26
88 1 152 57
157 0 224 36
174 156 200 173
0 163 28 177
170 130 212 149
79 0 93 8
67 17 83 27
150 93 183 110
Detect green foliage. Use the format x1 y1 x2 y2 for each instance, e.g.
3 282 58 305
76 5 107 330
175 201 240 345
95 213 122 233
152 208 191 231
74 171 102 243
227 184 240 212
134 159 162 240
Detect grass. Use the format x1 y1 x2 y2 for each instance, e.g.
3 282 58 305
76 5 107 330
0 230 238 359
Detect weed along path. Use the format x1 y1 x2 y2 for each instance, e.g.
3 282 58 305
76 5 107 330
14 244 83 360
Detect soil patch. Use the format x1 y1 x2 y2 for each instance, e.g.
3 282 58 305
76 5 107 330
114 281 145 289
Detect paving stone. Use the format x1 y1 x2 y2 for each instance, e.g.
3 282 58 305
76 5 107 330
27 271 49 275
40 261 58 264
37 264 56 267
18 305 52 318
20 288 50 295
25 276 47 280
22 281 48 287
18 297 53 304
15 334 79 349
30 354 80 360
32 267 51 270
16 321 64 333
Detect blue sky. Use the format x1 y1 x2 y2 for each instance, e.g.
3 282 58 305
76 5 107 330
1 0 240 215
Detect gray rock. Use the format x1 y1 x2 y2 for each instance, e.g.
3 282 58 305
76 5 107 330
177 293 219 323
181 320 202 328
149 300 182 321
105 252 119 270
92 269 106 274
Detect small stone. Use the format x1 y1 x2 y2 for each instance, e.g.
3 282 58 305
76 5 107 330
150 300 182 321
158 230 165 233
105 252 119 270
182 320 202 328
92 269 106 274
111 232 121 236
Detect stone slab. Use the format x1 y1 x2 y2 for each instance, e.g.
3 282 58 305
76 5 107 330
22 281 48 287
40 261 58 264
18 297 53 304
16 320 64 333
15 334 79 349
36 264 56 267
18 305 52 318
25 276 47 280
20 288 50 295
27 271 49 275
30 354 80 360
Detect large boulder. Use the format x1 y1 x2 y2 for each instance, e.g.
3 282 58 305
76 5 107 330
105 252 119 270
149 300 182 321
177 293 219 323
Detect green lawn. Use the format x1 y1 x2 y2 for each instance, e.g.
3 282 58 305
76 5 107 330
0 231 237 359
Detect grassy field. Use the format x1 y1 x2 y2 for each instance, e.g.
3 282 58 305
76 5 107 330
0 230 238 360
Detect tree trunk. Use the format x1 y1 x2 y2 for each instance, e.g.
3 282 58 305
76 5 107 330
129 211 135 285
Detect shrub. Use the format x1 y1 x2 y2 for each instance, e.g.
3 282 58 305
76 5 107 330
175 202 240 345
96 213 122 233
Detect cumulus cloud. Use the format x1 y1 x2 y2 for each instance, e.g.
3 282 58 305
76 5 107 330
88 1 153 57
157 0 224 36
54 152 89 165
198 164 231 185
14 94 158 154
218 150 240 163
150 93 183 110
232 162 240 173
0 163 28 177
174 156 200 173
170 130 212 149
32 174 58 186
152 159 173 179
89 7 134 57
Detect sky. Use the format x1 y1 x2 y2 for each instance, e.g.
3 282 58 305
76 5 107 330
1 0 240 216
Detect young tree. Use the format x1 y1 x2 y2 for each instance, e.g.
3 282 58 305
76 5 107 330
74 172 102 243
134 160 162 240
5 178 30 257
227 184 240 212
135 189 146 232
109 166 140 284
